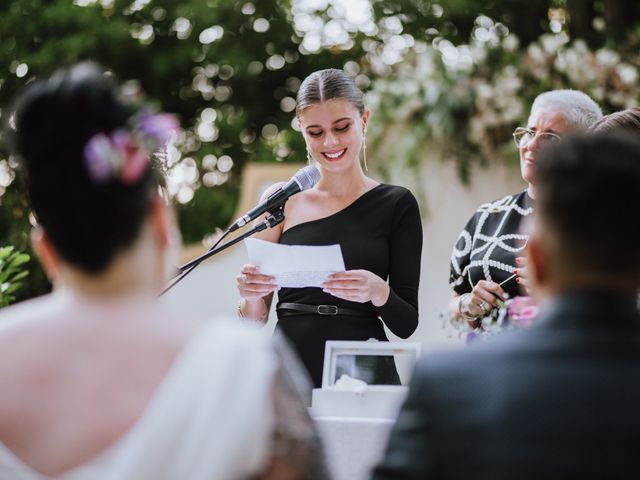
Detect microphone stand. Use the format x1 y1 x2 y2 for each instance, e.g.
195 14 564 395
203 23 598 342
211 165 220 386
160 207 285 296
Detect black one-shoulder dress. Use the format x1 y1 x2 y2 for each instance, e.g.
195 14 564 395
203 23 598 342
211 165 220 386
276 184 422 387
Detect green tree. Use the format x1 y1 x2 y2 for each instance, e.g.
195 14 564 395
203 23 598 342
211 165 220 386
0 246 29 308
2 0 640 301
0 0 357 297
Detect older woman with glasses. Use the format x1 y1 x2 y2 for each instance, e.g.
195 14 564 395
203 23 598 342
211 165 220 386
448 90 602 330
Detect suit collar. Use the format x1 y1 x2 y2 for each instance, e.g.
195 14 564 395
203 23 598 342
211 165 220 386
538 289 640 330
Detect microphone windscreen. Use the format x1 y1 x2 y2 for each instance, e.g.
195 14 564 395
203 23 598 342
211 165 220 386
294 165 321 191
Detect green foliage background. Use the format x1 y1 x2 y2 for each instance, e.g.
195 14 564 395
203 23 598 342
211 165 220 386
1 0 638 301
0 246 29 308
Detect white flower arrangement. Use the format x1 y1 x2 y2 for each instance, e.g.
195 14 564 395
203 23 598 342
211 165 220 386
442 296 540 344
366 20 640 183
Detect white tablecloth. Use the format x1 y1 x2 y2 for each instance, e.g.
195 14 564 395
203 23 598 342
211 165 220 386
314 416 395 480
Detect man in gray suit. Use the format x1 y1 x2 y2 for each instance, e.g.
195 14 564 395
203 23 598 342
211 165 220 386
373 133 640 480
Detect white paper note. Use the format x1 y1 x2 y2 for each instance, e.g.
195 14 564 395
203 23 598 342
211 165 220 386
245 238 346 288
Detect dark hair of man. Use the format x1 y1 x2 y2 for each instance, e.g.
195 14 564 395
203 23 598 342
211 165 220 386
8 63 157 274
535 133 640 287
589 107 640 135
295 69 365 117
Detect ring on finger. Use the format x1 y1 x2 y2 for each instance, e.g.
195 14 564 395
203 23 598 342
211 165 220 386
479 301 489 312
240 274 248 284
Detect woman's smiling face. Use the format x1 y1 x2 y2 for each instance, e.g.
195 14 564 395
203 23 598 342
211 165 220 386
298 99 369 172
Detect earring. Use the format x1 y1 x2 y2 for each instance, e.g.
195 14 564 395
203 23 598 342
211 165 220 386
306 149 313 165
362 130 368 172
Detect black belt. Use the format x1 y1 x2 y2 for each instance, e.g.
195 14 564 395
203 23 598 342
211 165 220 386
277 302 375 318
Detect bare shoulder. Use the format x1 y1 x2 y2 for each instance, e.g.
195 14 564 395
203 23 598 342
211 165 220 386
152 314 272 370
0 296 60 421
0 295 58 352
149 312 214 352
278 185 316 216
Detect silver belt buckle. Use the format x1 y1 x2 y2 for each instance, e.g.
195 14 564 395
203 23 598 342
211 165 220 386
317 305 338 315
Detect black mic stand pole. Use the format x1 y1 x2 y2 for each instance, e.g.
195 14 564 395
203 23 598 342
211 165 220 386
160 207 285 297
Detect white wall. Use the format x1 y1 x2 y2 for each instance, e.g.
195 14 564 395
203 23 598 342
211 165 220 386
162 160 527 355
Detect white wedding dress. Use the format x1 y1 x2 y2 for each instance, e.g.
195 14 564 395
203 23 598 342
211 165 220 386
0 318 277 480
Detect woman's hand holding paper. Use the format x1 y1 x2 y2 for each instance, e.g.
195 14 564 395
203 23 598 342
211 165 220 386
322 270 390 306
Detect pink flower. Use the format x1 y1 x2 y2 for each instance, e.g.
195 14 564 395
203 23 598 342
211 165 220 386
508 296 539 327
112 129 149 184
120 149 149 184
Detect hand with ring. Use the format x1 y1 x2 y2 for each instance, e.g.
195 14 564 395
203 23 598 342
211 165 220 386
461 280 508 319
236 264 278 301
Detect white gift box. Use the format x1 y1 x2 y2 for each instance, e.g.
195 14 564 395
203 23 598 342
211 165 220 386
310 340 421 419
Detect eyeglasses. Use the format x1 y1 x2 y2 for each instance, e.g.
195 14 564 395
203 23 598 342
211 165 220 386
512 127 561 149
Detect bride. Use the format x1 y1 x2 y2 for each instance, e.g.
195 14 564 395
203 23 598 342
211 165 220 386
0 63 325 480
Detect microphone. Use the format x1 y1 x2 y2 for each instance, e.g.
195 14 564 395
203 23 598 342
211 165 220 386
229 165 320 232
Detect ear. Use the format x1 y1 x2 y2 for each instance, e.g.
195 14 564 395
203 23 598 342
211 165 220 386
362 109 371 132
526 231 547 293
31 227 61 281
149 194 175 250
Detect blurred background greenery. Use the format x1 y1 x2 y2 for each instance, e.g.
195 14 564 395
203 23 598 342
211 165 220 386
1 0 639 303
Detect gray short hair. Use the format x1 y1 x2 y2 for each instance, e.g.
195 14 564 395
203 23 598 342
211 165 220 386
530 89 603 130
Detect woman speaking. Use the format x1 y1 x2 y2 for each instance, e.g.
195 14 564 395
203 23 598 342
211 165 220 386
237 69 423 387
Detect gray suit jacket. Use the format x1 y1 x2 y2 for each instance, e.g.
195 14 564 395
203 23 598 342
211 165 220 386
373 291 640 480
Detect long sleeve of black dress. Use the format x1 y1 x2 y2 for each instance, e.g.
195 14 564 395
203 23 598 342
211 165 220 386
276 184 422 386
373 188 422 338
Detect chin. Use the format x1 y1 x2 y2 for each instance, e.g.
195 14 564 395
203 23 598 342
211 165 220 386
321 158 357 171
520 167 535 186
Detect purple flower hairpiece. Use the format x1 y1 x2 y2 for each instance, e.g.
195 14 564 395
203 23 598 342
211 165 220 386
138 112 179 146
83 112 180 185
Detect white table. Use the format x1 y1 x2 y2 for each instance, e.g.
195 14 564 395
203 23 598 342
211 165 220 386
314 416 395 480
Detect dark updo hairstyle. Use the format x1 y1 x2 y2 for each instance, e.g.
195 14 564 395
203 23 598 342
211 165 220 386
589 107 640 135
9 63 157 274
535 133 640 285
295 69 365 117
